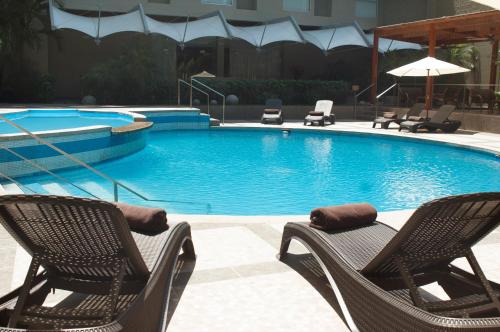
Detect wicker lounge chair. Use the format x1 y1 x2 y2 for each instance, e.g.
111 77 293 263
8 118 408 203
279 193 500 331
399 105 460 133
0 195 195 331
372 103 425 129
304 100 334 126
261 99 284 124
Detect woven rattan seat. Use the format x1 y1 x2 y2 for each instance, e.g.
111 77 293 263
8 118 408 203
0 195 195 331
279 192 500 331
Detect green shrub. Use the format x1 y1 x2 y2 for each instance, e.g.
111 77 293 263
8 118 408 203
81 41 176 105
0 65 55 103
196 78 349 105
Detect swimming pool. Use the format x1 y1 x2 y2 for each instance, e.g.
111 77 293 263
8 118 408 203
17 129 500 215
0 110 134 134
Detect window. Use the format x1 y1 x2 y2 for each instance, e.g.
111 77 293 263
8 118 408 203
150 0 170 3
237 0 257 10
283 0 310 12
201 0 233 5
356 0 377 18
314 0 331 17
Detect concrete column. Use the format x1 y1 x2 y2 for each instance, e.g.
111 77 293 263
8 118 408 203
216 38 225 78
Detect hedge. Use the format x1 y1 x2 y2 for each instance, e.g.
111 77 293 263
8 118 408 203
196 78 349 105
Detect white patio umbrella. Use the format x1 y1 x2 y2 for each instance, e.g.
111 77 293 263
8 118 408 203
387 56 470 117
387 56 470 77
471 0 500 10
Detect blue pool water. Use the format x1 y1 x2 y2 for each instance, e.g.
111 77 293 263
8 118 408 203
19 129 500 215
0 110 133 134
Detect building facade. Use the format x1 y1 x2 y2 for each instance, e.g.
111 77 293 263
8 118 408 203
25 0 496 101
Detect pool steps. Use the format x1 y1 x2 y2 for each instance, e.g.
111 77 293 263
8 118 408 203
0 183 23 195
0 180 116 200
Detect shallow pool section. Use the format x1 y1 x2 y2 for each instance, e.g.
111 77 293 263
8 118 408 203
0 110 133 134
17 129 500 215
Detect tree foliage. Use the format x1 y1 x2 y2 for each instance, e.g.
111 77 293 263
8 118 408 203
0 0 53 101
0 0 49 59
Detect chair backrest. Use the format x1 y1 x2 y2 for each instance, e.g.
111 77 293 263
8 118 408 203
362 192 500 276
314 100 333 116
0 195 150 279
429 104 455 123
265 98 283 109
407 103 425 117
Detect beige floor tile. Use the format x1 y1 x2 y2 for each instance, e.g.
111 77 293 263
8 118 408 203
191 226 279 271
168 271 349 332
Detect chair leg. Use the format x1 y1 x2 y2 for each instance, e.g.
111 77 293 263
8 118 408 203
182 238 196 259
466 250 500 314
8 255 41 328
395 256 428 310
103 258 127 324
372 122 376 128
278 235 292 260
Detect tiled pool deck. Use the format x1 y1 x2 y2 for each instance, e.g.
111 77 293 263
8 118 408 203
1 121 500 331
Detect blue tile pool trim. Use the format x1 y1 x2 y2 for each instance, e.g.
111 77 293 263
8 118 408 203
0 130 145 163
0 108 209 178
134 110 210 131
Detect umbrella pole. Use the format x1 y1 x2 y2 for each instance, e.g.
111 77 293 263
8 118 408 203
425 69 431 119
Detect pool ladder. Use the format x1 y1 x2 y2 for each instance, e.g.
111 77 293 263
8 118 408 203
177 78 226 125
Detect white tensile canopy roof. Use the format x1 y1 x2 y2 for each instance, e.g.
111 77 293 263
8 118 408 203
303 22 370 52
228 17 305 48
49 0 421 53
146 11 232 45
387 56 470 77
471 0 500 10
365 33 422 53
49 2 148 39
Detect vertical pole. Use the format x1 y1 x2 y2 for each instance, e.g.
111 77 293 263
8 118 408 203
489 40 499 111
425 25 436 112
113 183 118 202
190 77 193 107
177 79 180 105
353 93 357 120
222 96 226 125
370 31 380 104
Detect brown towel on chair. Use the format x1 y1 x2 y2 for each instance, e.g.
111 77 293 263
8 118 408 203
264 108 280 114
383 112 397 119
310 203 377 231
115 202 168 234
308 111 324 116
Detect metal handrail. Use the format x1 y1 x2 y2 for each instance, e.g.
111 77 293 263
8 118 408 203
191 78 226 124
0 171 36 194
178 79 211 116
355 84 375 99
376 83 398 100
353 83 375 120
0 114 150 202
374 83 400 118
0 144 100 199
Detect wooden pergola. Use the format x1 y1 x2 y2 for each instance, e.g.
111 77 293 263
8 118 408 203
371 10 500 108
